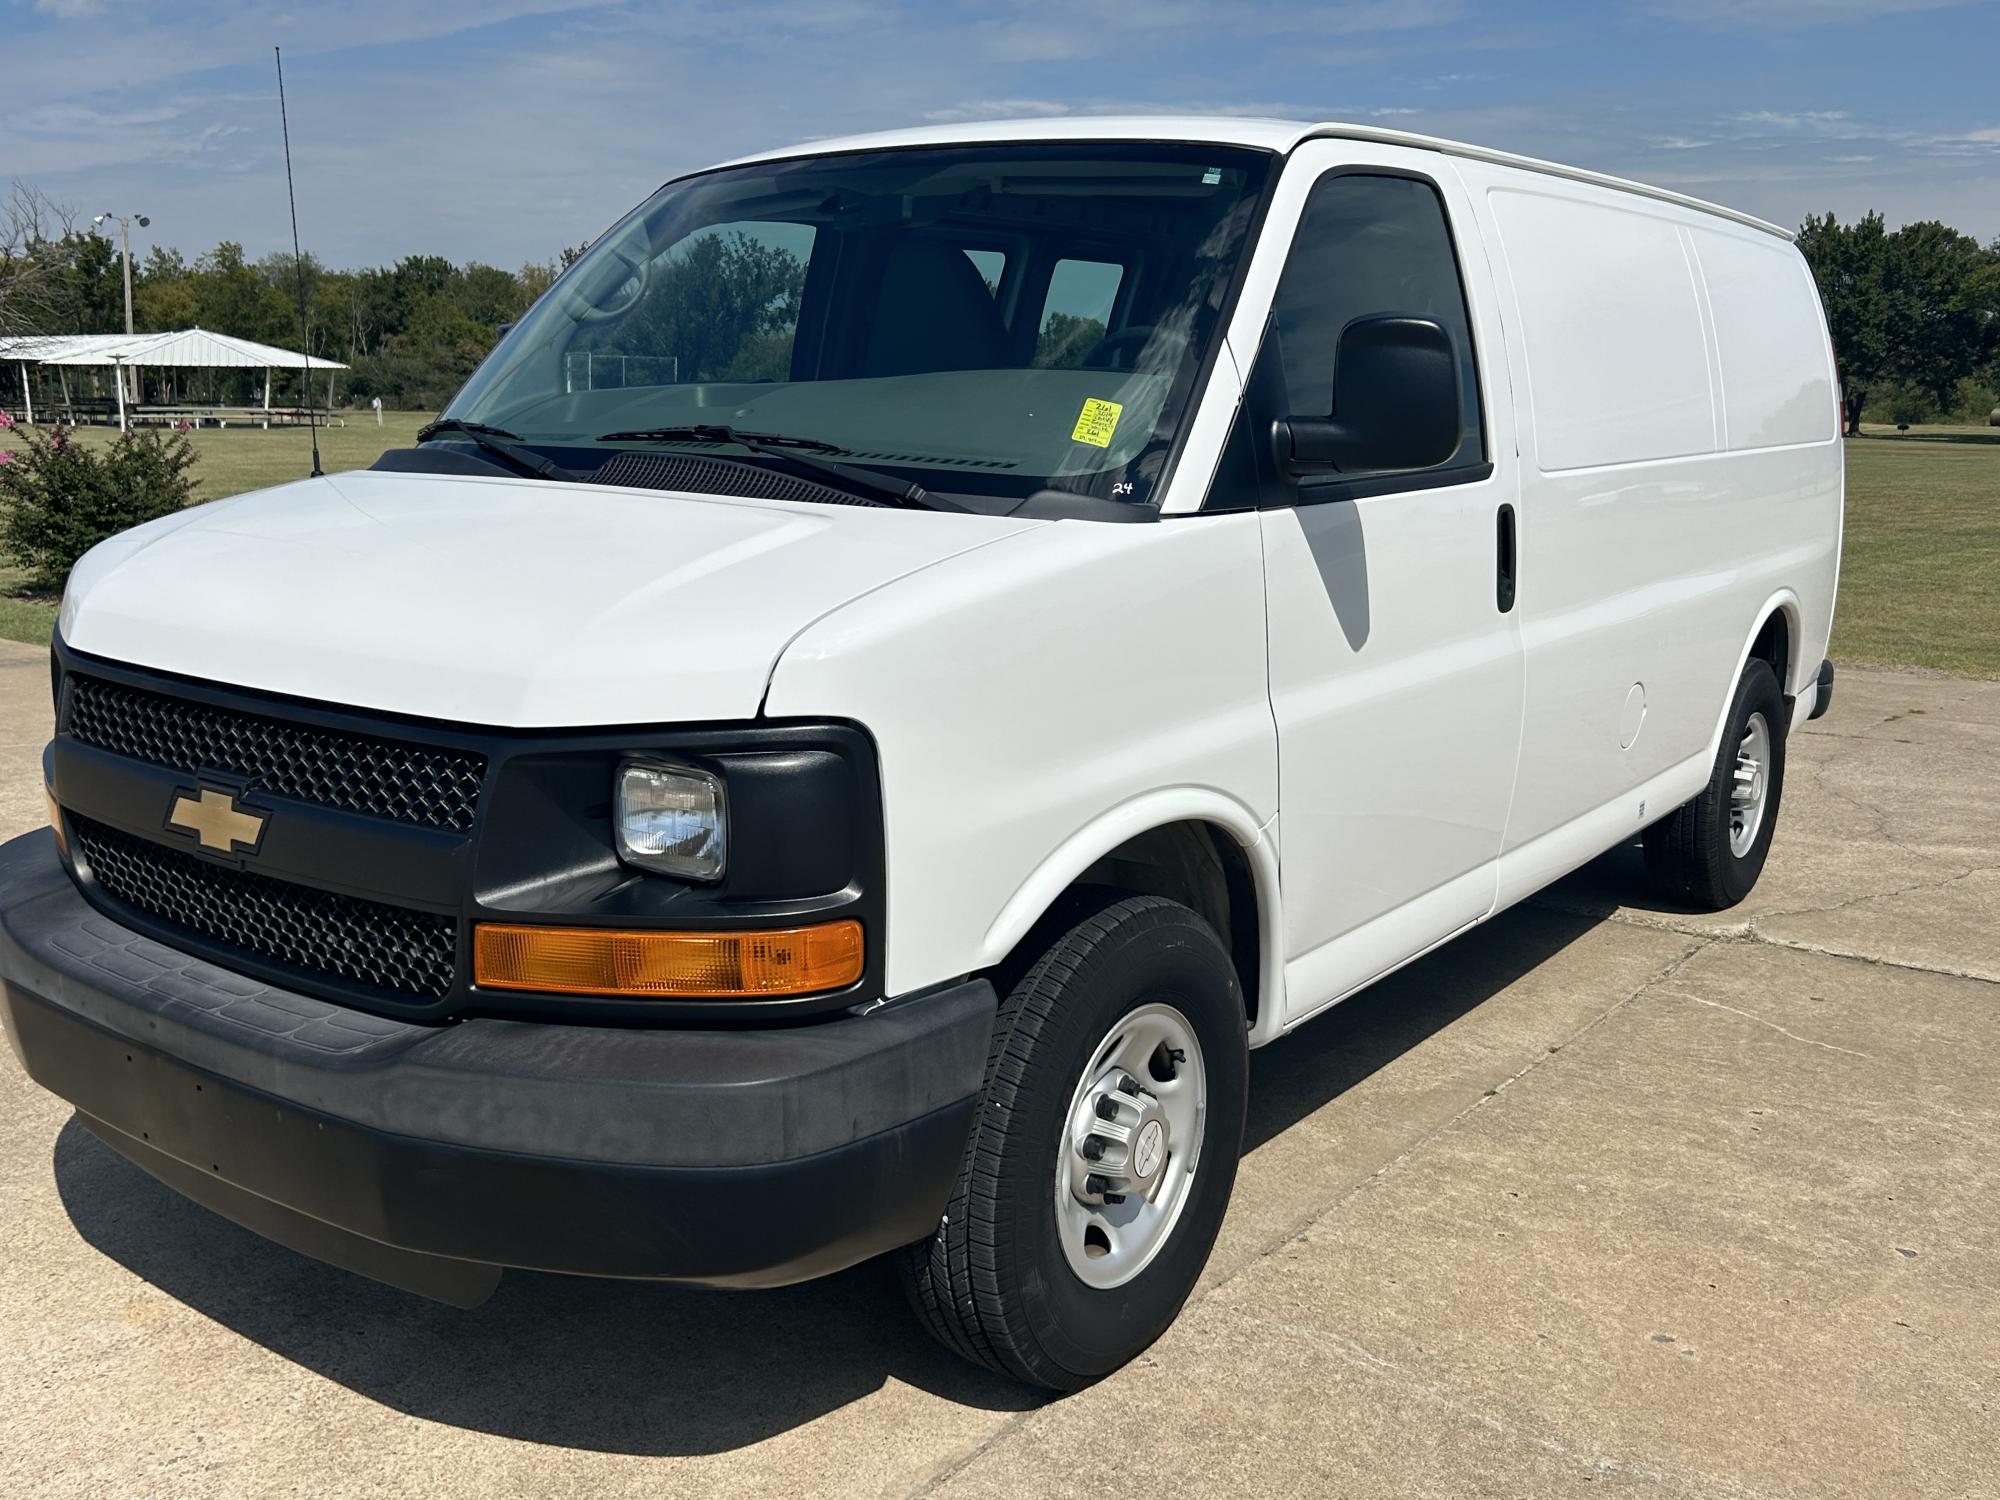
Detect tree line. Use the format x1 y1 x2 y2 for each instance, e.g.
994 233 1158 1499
4 177 1997 423
1 181 575 410
1797 211 2000 431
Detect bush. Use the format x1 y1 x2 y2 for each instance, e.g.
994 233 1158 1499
1880 385 1937 427
0 426 197 590
1947 377 1999 425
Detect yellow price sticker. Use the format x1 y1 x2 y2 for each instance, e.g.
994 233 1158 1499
1070 398 1124 448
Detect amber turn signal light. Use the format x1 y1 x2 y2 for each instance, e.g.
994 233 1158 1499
44 783 66 854
473 919 864 999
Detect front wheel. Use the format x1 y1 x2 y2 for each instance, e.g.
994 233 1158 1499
899 895 1248 1390
1643 657 1788 909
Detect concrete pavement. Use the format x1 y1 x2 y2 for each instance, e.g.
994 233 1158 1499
1 636 1995 1498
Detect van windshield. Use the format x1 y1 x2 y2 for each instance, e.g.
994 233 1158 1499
442 142 1274 510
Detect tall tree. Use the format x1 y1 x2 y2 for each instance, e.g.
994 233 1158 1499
1880 220 1991 412
1797 211 1888 435
0 182 79 336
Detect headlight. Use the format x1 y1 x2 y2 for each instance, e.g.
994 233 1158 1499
614 760 726 882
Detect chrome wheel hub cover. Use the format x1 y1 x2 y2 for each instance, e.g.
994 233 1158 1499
1730 710 1772 858
1056 1002 1207 1289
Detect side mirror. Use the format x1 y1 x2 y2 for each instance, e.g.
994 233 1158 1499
1271 314 1461 480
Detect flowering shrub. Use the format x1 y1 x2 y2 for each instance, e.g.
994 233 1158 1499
0 426 198 589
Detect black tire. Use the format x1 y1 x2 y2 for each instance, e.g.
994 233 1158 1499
899 895 1248 1391
1643 658 1788 910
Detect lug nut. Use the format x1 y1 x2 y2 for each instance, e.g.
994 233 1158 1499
1116 1076 1142 1096
1085 1173 1112 1197
1094 1095 1120 1120
1082 1135 1105 1161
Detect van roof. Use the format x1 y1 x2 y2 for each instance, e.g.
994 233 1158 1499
719 116 1794 243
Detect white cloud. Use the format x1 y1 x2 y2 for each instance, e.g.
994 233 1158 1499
922 99 1074 124
4 0 1996 266
1734 109 1852 130
1914 126 2000 156
1647 0 1973 25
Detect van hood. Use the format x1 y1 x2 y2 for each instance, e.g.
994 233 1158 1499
60 469 1038 726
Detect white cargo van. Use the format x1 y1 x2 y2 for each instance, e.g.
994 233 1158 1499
2 118 1840 1390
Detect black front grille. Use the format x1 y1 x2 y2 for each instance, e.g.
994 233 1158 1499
67 675 485 833
71 814 457 999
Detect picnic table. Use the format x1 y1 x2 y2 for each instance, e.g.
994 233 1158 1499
126 407 348 430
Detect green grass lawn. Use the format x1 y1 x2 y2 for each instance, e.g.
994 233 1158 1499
1834 429 2000 678
3 418 1998 676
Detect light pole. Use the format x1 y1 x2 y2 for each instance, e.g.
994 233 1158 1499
92 211 150 404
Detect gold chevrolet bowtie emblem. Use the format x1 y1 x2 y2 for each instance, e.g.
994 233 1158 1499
167 788 268 854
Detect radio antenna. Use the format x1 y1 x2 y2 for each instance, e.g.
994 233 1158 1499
274 46 322 478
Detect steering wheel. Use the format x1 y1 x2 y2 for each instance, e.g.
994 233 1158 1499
575 240 652 324
1083 326 1158 371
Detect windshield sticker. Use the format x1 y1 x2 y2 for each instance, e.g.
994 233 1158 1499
1071 398 1124 449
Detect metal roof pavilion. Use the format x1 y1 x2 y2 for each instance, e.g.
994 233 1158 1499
5 329 345 429
0 328 345 370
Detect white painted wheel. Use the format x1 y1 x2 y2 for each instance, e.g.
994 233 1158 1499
1055 1001 1207 1289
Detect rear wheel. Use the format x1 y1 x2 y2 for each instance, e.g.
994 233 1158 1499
899 895 1248 1390
1643 658 1787 909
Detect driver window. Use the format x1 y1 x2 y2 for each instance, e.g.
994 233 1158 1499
1269 174 1484 474
1035 258 1126 368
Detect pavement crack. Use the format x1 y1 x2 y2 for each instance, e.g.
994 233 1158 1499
1737 859 2000 938
905 941 1726 1497
1531 870 2000 987
1655 990 1875 1059
1246 1318 1784 1499
1209 937 1716 1290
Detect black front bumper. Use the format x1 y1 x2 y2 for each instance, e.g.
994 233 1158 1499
0 831 993 1305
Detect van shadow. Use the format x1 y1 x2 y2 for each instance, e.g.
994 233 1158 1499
1860 429 2000 446
52 1121 1043 1455
1242 860 1641 1153
53 850 1647 1457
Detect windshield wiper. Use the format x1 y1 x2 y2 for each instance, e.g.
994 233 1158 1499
599 424 847 454
594 423 936 510
416 419 579 482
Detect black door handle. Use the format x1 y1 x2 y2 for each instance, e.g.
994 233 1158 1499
1496 503 1517 613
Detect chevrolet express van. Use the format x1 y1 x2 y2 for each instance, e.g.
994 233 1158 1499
1 118 1841 1390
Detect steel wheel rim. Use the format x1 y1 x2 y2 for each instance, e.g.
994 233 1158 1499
1730 711 1772 858
1054 1001 1207 1290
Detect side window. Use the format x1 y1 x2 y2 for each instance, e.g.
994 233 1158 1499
1035 257 1125 368
1269 173 1484 477
963 248 1007 297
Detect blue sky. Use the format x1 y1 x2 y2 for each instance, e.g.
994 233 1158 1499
4 0 1997 270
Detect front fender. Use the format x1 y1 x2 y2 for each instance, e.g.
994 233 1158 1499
979 788 1287 1042
763 511 1278 1007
